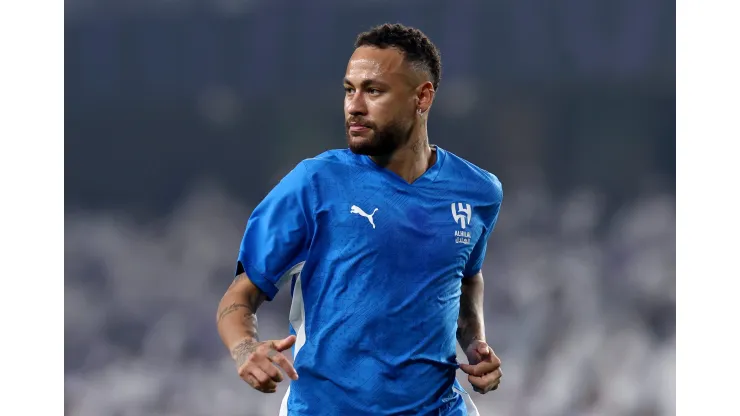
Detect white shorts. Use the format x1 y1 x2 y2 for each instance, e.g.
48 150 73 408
278 385 480 415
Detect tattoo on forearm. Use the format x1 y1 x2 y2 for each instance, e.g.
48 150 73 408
231 338 260 368
217 302 251 323
457 296 484 349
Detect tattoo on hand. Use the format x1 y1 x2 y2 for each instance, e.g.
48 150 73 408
232 339 259 368
217 302 251 323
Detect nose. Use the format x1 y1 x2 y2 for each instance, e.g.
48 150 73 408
346 91 367 116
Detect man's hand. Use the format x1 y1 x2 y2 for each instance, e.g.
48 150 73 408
231 335 299 393
459 340 502 394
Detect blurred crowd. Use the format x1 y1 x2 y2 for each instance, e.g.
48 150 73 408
64 177 675 416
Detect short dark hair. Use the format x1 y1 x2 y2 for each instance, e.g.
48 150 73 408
355 23 442 91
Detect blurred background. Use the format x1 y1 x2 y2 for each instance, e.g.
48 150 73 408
65 0 675 415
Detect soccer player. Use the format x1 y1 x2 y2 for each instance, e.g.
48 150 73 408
216 23 504 416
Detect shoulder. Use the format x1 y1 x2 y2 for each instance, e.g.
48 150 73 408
440 147 503 205
277 149 358 194
296 148 357 175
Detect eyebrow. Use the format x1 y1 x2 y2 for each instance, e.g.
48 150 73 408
343 78 390 89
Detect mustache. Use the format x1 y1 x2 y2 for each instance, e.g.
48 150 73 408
346 118 375 129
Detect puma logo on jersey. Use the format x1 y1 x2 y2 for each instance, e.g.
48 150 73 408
350 205 378 229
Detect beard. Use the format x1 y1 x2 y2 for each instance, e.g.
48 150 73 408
346 116 414 157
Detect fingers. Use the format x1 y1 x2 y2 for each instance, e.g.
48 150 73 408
461 347 503 395
273 335 297 352
488 350 501 366
478 343 491 356
250 367 278 393
237 338 299 393
459 358 500 376
244 373 260 390
458 363 478 375
269 349 299 380
262 355 284 383
468 367 503 394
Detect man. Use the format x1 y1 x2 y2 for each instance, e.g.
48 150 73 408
217 23 503 416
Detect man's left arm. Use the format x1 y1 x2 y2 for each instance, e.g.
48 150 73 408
457 271 486 352
458 176 504 393
457 271 503 394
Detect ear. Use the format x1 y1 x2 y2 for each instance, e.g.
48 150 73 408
415 81 435 114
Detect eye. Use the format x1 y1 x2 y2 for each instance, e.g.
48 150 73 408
344 87 355 94
368 88 381 95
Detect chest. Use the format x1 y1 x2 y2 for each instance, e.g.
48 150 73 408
313 181 484 274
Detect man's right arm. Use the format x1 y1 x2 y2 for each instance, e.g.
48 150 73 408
219 161 313 391
216 272 298 393
216 273 266 365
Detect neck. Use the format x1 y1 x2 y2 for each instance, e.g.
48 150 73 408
371 124 435 184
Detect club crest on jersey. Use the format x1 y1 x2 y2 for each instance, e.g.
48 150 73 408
451 202 472 244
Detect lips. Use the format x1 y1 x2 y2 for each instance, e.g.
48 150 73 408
348 121 371 132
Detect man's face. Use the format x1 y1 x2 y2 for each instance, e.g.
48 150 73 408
343 46 418 156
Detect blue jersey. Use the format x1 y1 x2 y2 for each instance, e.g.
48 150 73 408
236 146 502 416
